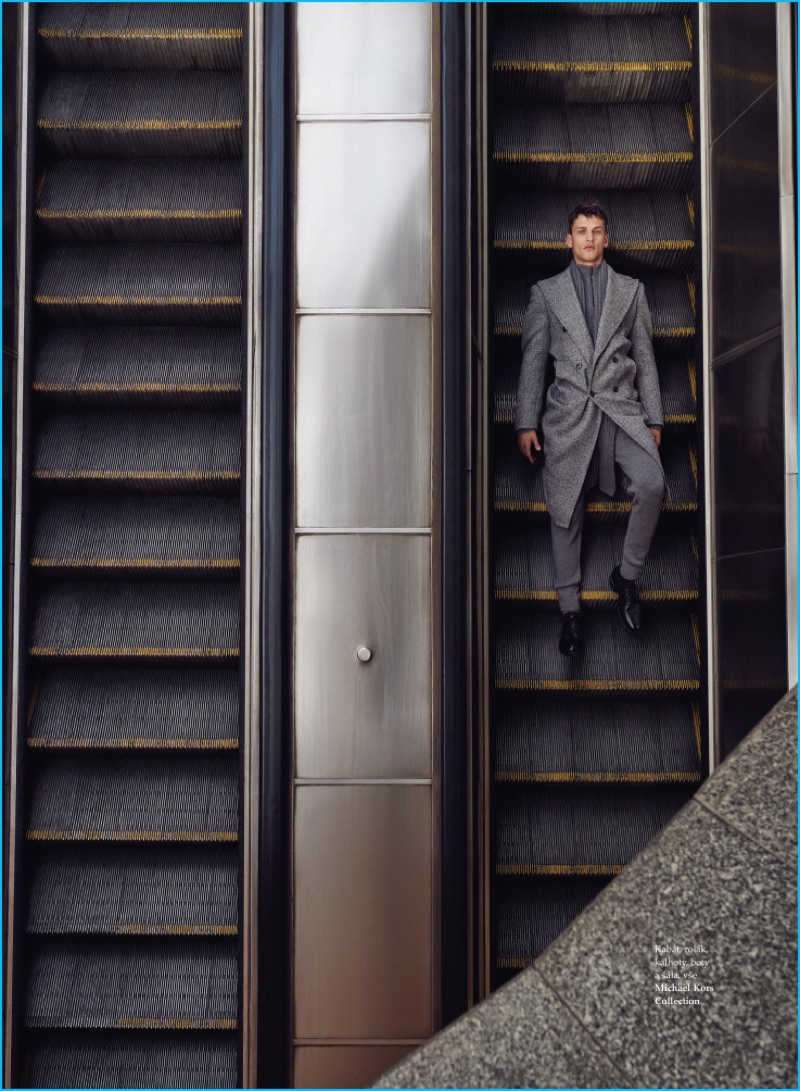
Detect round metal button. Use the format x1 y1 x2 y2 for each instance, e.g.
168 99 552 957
356 646 373 664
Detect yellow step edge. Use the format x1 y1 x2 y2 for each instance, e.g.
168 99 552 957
495 501 699 514
497 864 625 876
116 1018 237 1031
494 412 697 425
493 60 691 74
497 957 536 970
32 471 240 481
35 295 242 306
39 28 243 41
33 382 241 394
496 679 701 692
37 119 242 132
496 325 696 338
27 830 239 842
494 239 694 252
29 647 240 659
37 208 243 221
27 737 239 750
496 771 701 784
115 924 238 936
30 558 240 570
495 590 698 602
494 151 693 165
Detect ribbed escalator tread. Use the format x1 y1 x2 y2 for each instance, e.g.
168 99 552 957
30 581 239 660
495 524 697 604
34 327 241 406
33 410 240 490
26 754 238 841
493 102 693 188
492 14 691 102
528 4 692 13
26 1031 237 1089
36 160 243 243
496 782 695 874
494 438 697 515
27 844 237 934
494 355 696 425
37 71 242 157
25 938 237 1028
494 190 693 274
495 876 611 966
495 612 701 692
494 696 701 781
37 2 244 70
494 272 695 340
28 666 239 749
35 244 242 325
31 496 239 575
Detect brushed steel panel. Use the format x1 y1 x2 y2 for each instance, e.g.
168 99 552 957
295 535 430 779
294 785 433 1039
296 3 431 116
296 122 431 310
296 315 431 528
294 1045 417 1089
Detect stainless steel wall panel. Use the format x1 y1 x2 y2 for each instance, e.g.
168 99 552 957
296 122 431 310
294 1045 417 1089
296 3 432 117
294 785 433 1039
296 315 431 528
295 535 431 779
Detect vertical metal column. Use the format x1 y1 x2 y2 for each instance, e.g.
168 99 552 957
290 4 440 1088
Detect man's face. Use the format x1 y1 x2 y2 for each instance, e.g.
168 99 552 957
566 215 608 266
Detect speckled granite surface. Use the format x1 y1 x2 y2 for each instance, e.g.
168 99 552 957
375 687 798 1090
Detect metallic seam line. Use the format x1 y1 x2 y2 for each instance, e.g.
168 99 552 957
296 113 432 122
38 28 242 40
37 119 242 131
295 307 432 315
294 779 433 786
494 152 693 164
495 772 701 783
37 208 243 220
294 526 432 535
493 60 691 73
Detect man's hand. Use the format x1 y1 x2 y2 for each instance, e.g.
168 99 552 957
650 427 662 449
517 429 542 464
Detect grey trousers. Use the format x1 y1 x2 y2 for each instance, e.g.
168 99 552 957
551 427 665 613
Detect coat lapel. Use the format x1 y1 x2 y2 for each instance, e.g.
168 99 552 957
539 268 593 364
592 265 638 367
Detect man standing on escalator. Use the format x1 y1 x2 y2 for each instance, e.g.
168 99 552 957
515 201 665 658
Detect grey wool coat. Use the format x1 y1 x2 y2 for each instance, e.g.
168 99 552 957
514 263 665 528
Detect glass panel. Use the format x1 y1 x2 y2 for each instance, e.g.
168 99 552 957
709 2 777 141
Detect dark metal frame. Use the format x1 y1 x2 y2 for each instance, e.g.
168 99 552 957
440 2 471 1027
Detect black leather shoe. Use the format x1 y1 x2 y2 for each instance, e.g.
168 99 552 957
559 612 584 657
610 566 642 633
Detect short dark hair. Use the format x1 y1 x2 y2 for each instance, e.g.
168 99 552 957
568 201 609 232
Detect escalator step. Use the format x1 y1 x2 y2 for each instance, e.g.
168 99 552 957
37 72 242 157
26 1030 237 1089
35 244 242 325
494 355 696 425
31 496 239 576
495 876 611 965
492 14 691 103
494 696 701 781
28 666 239 750
37 2 244 71
494 190 693 275
27 844 237 934
494 102 693 189
34 327 241 406
494 272 695 342
33 410 240 491
25 938 237 1028
26 754 238 841
494 438 697 515
495 524 698 605
36 160 243 243
496 782 695 874
495 612 701 692
29 581 239 661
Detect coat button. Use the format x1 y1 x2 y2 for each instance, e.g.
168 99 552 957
612 354 619 363
576 362 584 370
613 385 619 392
562 326 567 332
590 389 596 396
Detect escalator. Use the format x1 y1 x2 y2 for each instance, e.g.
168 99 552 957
486 2 706 988
13 4 246 1084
